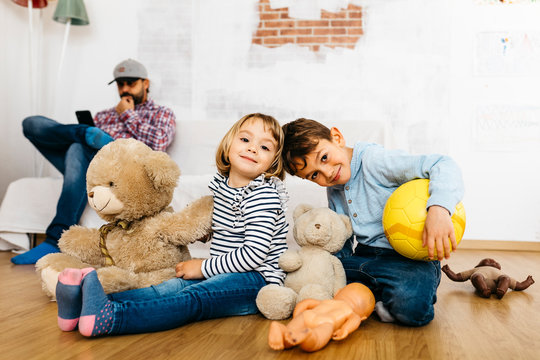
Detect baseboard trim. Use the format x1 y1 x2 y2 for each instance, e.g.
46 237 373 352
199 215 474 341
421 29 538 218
460 240 540 252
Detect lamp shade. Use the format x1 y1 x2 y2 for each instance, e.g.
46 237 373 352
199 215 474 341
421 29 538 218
53 0 89 25
12 0 48 9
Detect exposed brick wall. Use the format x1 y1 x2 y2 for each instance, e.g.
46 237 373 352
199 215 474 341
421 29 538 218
253 0 363 52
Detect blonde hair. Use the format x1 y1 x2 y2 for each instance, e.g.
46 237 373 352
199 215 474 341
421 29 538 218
216 113 285 180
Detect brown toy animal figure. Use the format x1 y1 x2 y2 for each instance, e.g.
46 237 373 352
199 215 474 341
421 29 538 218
442 258 534 299
268 283 375 352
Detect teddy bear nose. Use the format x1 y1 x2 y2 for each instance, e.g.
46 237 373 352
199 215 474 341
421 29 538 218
314 224 321 229
88 191 94 198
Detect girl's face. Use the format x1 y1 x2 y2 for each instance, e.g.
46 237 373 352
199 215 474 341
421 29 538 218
227 118 278 187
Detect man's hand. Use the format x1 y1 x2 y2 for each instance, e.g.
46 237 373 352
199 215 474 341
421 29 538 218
422 205 457 260
175 259 204 279
115 96 135 115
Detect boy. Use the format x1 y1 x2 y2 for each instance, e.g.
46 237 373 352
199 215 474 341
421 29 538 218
282 118 464 326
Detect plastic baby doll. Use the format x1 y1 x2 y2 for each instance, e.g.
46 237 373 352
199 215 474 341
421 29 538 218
268 283 375 352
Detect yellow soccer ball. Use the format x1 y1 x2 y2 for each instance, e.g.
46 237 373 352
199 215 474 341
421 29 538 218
382 179 466 261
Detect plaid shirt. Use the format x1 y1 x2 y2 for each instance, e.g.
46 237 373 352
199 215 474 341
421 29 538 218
94 99 176 152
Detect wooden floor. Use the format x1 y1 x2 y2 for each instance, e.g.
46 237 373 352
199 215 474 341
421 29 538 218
1 249 539 360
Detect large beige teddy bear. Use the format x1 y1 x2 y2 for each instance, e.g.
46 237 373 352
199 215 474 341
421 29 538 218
256 204 352 320
36 138 213 299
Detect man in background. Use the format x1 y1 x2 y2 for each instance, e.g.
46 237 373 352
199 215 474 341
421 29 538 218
12 59 176 264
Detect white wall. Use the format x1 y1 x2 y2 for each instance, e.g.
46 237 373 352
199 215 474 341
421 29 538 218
1 0 539 243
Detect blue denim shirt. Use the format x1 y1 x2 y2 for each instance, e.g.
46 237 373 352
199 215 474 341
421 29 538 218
327 142 464 250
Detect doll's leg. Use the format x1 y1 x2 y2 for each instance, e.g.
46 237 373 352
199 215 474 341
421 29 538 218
471 273 491 298
513 275 534 291
56 268 95 331
283 310 332 352
495 275 511 299
332 313 362 341
294 323 334 352
268 321 294 350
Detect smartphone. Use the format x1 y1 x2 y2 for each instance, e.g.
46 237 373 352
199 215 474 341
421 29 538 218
75 110 95 127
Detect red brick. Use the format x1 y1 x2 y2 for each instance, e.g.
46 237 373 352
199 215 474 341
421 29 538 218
255 29 278 37
280 12 291 19
252 38 262 45
263 37 295 45
314 28 346 35
330 36 359 44
260 13 280 20
321 11 347 19
297 36 329 44
281 28 312 36
265 20 296 28
331 20 362 27
348 28 364 35
347 4 362 10
297 20 329 27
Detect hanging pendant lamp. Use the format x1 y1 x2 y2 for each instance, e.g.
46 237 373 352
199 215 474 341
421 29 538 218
11 0 48 9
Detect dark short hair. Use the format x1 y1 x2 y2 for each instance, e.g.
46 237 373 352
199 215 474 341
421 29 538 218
282 118 332 175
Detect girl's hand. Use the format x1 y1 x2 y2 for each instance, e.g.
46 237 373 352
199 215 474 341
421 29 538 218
175 259 205 279
422 205 457 260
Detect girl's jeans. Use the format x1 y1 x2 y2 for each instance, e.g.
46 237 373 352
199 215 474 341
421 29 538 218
22 116 95 245
107 271 266 334
336 240 441 327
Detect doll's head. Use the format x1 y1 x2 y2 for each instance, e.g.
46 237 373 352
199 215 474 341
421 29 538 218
475 258 501 270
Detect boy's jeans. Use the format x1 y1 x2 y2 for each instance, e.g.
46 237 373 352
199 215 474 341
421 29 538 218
336 239 441 327
22 116 96 245
107 271 266 334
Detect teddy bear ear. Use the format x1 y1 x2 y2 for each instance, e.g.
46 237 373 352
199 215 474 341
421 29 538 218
142 151 181 190
339 214 353 236
293 204 314 221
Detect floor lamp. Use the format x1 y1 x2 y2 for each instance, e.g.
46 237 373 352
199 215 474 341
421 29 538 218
12 0 48 177
52 0 89 115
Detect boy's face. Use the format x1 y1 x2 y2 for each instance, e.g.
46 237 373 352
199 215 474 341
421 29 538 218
292 127 353 187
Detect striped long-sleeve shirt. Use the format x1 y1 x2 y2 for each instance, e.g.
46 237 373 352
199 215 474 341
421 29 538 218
202 173 289 285
94 99 176 152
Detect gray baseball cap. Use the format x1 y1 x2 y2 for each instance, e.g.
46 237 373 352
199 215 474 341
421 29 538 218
108 59 148 85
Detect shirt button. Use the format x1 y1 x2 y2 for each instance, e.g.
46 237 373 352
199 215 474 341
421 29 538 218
348 199 352 204
345 186 350 190
353 213 358 218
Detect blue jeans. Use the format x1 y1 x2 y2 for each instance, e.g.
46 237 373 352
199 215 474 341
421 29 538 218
106 271 266 334
22 116 96 246
336 239 441 327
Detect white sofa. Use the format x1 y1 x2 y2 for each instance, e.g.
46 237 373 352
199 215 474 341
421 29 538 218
0 120 388 256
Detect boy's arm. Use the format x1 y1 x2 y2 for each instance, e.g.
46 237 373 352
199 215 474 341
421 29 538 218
366 146 465 260
368 148 464 214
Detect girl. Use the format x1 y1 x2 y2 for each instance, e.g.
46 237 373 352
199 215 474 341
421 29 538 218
55 113 289 336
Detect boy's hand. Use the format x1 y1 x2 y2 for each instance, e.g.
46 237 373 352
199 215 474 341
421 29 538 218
175 259 204 279
422 205 457 260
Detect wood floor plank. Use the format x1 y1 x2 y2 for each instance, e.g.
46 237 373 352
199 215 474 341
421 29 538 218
1 249 539 360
